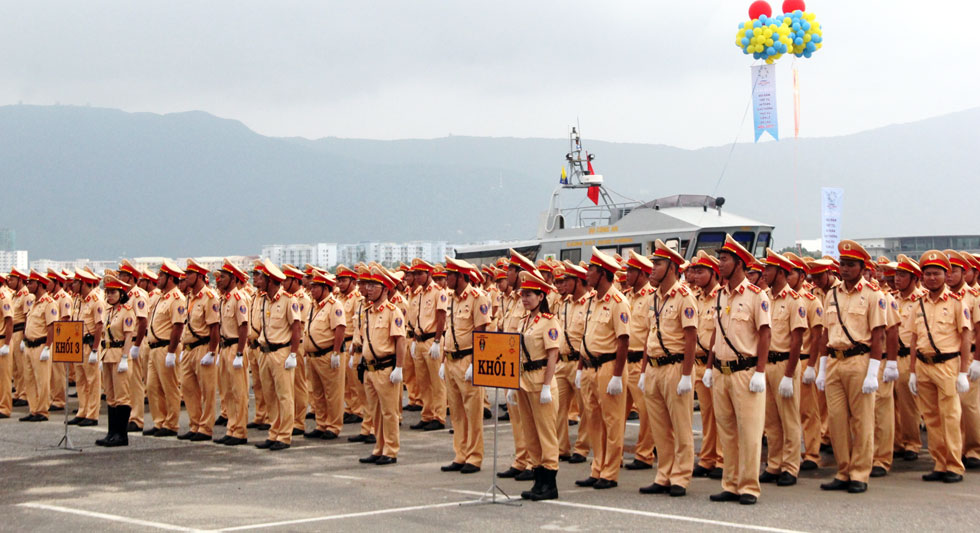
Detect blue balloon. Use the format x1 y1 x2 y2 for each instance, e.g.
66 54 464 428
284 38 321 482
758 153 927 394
767 46 776 55
753 19 762 28
744 47 751 54
742 37 750 46
792 22 801 31
795 52 803 57
754 52 763 59
746 29 754 37
760 14 767 22
739 22 745 29
794 10 803 17
812 35 822 43
802 20 811 31
806 41 816 52
795 37 804 45
803 49 812 58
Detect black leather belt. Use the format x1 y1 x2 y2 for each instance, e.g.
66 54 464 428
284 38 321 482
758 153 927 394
221 337 239 348
308 347 331 357
522 359 547 372
417 331 437 342
696 354 708 365
712 357 758 374
768 351 790 364
627 351 644 364
101 339 125 349
249 339 260 350
829 345 869 359
649 353 684 367
184 338 209 350
149 340 169 349
583 352 616 369
406 330 415 339
25 336 48 348
447 348 473 361
364 354 396 372
12 322 25 332
260 342 290 353
897 344 910 357
799 353 810 361
82 333 95 347
560 351 580 363
916 352 959 365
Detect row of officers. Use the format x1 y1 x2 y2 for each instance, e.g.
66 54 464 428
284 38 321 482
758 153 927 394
2 236 979 504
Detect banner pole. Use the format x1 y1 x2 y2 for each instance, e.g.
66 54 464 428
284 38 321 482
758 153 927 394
54 362 81 451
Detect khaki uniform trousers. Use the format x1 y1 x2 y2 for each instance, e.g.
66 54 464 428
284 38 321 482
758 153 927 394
76 346 102 420
49 359 66 409
625 360 655 465
818 387 831 446
259 347 295 444
825 354 875 483
508 377 531 470
554 358 578 456
308 352 345 435
11 330 26 400
694 360 722 469
916 357 964 474
763 361 802 476
959 353 980 461
799 376 822 464
247 345 268 424
412 338 446 424
517 373 560 471
403 343 420 406
712 367 765 497
344 352 366 416
102 360 131 407
292 348 309 431
644 362 694 487
872 363 895 471
180 344 218 436
147 346 180 431
218 345 249 439
0 343 11 415
894 355 922 452
24 345 52 417
583 362 628 481
128 341 149 428
446 356 484 466
364 365 400 458
572 369 593 457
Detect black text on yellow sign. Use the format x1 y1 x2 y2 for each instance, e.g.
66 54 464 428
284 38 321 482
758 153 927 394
52 321 84 364
472 331 521 390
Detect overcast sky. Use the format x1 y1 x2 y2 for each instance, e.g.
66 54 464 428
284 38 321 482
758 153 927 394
2 1 978 149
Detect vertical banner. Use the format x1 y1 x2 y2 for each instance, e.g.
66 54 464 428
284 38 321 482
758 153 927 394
793 65 801 138
751 63 778 142
821 187 843 259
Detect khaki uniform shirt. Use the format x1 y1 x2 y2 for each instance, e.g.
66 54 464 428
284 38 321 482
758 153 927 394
25 293 57 341
446 285 491 352
53 289 73 320
646 280 698 358
798 289 824 356
914 287 971 355
220 288 249 341
0 286 12 325
823 281 886 351
407 285 423 333
557 292 591 357
628 283 655 353
695 285 720 356
360 300 405 360
12 288 32 325
712 277 771 362
147 287 186 344
247 290 267 343
412 282 448 335
582 287 630 356
181 287 219 345
73 292 106 337
306 295 346 353
102 304 136 363
896 288 926 350
767 287 808 353
341 289 363 344
501 291 523 334
259 287 300 346
127 286 149 321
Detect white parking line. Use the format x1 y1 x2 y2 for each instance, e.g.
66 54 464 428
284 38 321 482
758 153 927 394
17 502 203 532
212 500 470 531
443 489 808 533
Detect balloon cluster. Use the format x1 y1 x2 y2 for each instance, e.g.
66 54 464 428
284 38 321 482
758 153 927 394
735 1 823 64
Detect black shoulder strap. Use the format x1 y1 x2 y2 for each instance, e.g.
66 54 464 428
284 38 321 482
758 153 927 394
581 297 596 358
652 292 673 358
261 297 271 346
562 300 574 350
918 298 943 355
831 287 864 349
364 305 378 359
519 316 533 364
306 303 325 353
715 290 744 360
449 296 460 352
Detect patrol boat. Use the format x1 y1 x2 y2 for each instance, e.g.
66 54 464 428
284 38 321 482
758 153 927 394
454 127 774 265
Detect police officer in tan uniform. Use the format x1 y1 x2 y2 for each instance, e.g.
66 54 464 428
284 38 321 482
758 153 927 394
70 269 105 427
282 264 311 436
6 268 30 408
562 261 594 464
944 250 980 471
703 235 770 505
0 272 13 419
177 259 221 442
118 260 149 432
18 270 58 422
143 260 187 437
214 260 250 446
348 264 378 444
407 259 448 431
688 251 724 479
96 275 136 446
891 255 924 461
303 270 346 440
45 269 72 413
622 250 656 471
246 261 272 431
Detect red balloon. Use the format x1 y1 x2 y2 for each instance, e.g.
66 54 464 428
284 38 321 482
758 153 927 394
748 1 772 20
782 0 806 13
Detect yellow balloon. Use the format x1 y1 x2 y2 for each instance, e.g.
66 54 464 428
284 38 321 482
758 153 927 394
766 38 774 46
804 34 811 42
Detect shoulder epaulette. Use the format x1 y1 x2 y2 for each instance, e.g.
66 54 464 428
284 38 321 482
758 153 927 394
969 287 980 297
746 284 762 294
677 286 690 296
949 291 963 301
541 312 554 319
611 293 622 303
788 289 799 299
803 292 816 301
385 302 396 311
123 304 132 310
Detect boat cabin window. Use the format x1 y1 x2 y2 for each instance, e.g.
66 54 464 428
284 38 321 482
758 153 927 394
754 232 771 256
733 231 755 252
618 245 640 257
597 246 618 258
691 232 725 256
560 248 581 264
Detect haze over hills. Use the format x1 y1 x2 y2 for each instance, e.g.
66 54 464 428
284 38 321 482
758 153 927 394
1 104 978 260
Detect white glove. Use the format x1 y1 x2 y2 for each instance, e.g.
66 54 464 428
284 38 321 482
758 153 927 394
908 372 918 396
40 346 50 361
232 353 244 369
390 367 403 384
749 371 766 393
802 365 816 384
638 373 646 392
778 375 794 398
117 356 128 373
606 375 623 396
464 363 473 382
429 341 441 360
438 363 445 380
677 374 693 396
201 352 215 366
969 359 980 381
862 358 881 394
0 344 8 356
284 352 297 370
815 356 828 391
165 352 176 368
506 389 518 405
130 345 140 360
330 354 340 368
957 372 970 394
348 354 355 368
539 384 552 404
20 341 26 352
89 350 99 364
178 351 184 363
574 369 582 389
882 360 899 383
702 368 712 388
409 342 416 357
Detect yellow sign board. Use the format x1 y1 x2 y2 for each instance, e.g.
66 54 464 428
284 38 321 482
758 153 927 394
473 331 521 390
52 321 84 364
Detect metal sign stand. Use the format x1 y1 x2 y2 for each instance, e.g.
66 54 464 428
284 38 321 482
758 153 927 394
462 387 519 507
53 363 81 452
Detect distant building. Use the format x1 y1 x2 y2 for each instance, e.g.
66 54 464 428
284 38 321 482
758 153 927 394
0 228 14 251
260 243 337 268
1 250 29 272
267 241 446 269
855 235 980 259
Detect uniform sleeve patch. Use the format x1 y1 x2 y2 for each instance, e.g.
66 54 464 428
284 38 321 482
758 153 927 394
335 309 343 317
212 304 219 312
51 309 57 315
966 309 971 321
760 301 768 312
125 317 133 327
239 305 247 314
177 306 185 315
891 301 898 310
816 308 823 317
2 304 8 311
440 294 447 302
620 312 629 324
683 307 694 319
548 328 558 340
479 304 489 315
878 299 886 310
394 317 403 327
96 307 103 315
292 303 299 312
137 301 145 309
798 307 806 318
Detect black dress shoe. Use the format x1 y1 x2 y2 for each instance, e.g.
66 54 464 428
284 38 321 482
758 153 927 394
709 491 740 502
820 478 850 491
568 453 587 464
291 428 304 436
409 420 427 430
442 462 465 472
777 472 797 486
848 481 868 493
568 419 578 426
374 455 397 465
12 399 27 407
422 420 445 431
19 414 37 422
819 443 833 454
800 460 818 471
246 421 262 429
359 454 381 464
127 422 142 433
224 437 248 446
254 439 276 449
321 431 338 440
739 494 758 505
515 469 535 481
627 411 639 420
575 476 598 487
639 483 670 494
214 416 228 426
669 485 686 497
460 463 480 474
77 418 97 426
257 423 271 431
363 434 376 444
759 470 780 483
922 471 946 482
483 407 492 419
304 429 325 439
498 411 510 421
305 411 316 419
0 413 8 419
692 464 712 477
153 428 177 437
348 433 370 443
593 478 617 489
177 431 197 440
269 441 290 451
869 466 887 478
497 466 522 478
942 472 964 483
213 435 230 444
903 450 918 461
625 459 653 470
49 405 65 412
404 404 422 412
965 457 980 469
343 413 363 424
190 433 211 441
709 468 724 480
558 454 571 462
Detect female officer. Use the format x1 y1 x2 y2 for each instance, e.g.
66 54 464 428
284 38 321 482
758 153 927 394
97 275 137 447
514 269 562 501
